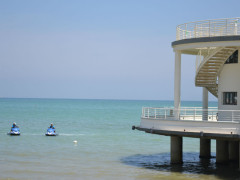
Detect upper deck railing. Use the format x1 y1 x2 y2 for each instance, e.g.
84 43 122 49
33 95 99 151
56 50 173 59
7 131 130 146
142 107 240 122
176 17 240 41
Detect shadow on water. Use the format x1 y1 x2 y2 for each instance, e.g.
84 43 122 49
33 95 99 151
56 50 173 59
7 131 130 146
120 152 240 180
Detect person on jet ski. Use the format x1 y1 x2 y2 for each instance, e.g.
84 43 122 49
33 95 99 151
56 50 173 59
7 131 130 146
49 123 55 129
49 123 56 133
12 122 18 128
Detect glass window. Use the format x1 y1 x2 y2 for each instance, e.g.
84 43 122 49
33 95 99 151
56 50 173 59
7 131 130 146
223 92 237 105
225 50 238 64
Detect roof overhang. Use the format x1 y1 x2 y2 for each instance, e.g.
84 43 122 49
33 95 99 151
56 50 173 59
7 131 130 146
172 36 240 55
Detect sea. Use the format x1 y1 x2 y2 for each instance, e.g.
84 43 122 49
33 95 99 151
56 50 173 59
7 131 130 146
0 98 239 180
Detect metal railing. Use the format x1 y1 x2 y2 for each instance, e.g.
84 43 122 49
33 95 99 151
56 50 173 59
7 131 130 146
142 107 240 122
195 47 221 74
195 48 214 72
176 17 240 40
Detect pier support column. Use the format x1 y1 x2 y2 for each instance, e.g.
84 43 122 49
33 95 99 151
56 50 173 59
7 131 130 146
171 136 183 164
229 141 239 161
199 138 211 158
202 87 208 121
239 141 240 169
174 50 181 120
216 140 229 163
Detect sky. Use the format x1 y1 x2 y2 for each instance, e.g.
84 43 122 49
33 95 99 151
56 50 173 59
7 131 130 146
0 0 239 101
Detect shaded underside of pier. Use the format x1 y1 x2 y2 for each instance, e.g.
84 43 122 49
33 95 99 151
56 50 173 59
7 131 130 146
135 126 240 141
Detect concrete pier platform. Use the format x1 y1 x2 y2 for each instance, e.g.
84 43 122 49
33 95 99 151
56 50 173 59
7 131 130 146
135 126 240 140
134 126 240 167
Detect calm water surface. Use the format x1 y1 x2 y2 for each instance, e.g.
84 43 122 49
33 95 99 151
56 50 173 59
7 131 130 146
0 98 239 180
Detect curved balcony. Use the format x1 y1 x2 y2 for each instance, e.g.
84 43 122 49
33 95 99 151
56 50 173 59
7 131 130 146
142 107 240 122
176 17 240 40
138 107 240 137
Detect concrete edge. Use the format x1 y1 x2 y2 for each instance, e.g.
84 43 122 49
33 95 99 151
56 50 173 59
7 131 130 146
172 36 240 47
134 126 240 140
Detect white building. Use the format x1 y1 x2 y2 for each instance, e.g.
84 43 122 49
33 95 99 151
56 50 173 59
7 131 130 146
134 17 240 166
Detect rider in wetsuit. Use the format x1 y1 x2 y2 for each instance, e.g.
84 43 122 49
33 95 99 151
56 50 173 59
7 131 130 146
12 122 18 128
49 123 55 133
49 123 55 129
12 122 16 128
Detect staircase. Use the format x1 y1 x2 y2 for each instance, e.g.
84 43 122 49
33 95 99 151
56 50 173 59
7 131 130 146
195 47 237 97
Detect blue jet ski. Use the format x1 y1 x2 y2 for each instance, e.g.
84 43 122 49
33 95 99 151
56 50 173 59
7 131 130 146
8 127 20 136
45 128 57 136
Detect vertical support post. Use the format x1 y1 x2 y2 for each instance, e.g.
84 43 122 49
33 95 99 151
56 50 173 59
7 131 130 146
226 19 228 35
171 136 183 164
209 20 211 37
202 87 208 121
194 108 196 120
229 141 239 161
234 19 238 35
184 24 187 39
216 140 229 163
199 138 211 158
194 24 196 38
174 50 181 120
239 141 240 169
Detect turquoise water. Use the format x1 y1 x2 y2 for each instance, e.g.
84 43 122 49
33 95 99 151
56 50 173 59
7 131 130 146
0 98 239 180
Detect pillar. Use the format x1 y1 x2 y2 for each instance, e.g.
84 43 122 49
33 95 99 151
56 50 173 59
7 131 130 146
199 138 211 158
171 136 183 164
239 141 240 169
229 141 239 161
202 87 208 121
216 140 229 163
174 50 181 119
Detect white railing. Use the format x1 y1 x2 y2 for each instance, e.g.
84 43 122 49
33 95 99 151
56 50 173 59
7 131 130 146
142 107 240 122
176 17 240 40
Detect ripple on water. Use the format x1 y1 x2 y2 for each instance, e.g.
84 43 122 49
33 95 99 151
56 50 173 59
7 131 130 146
120 152 240 180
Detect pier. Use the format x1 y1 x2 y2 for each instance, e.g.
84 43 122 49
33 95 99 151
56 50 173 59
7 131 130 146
134 17 240 167
134 107 240 164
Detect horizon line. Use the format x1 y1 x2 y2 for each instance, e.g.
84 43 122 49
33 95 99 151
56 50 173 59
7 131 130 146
0 97 218 102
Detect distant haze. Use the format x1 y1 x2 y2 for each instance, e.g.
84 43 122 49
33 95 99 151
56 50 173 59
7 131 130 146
0 0 238 101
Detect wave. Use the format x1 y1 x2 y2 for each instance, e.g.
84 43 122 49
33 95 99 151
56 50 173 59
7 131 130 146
60 133 86 136
21 133 43 136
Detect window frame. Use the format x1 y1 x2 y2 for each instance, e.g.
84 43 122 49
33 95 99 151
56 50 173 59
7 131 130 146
223 92 237 105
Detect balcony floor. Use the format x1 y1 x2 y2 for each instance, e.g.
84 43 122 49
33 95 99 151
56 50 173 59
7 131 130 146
135 126 240 140
137 117 240 140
